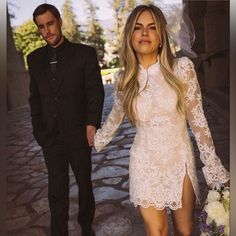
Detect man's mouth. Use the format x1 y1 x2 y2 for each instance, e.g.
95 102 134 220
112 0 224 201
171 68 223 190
46 35 54 40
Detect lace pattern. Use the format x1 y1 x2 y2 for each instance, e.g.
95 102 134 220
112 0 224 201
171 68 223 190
175 57 229 186
94 71 124 152
94 57 229 210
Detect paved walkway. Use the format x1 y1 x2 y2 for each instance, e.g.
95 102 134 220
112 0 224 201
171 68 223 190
6 84 229 236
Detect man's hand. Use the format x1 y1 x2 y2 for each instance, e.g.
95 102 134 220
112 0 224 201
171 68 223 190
86 125 96 147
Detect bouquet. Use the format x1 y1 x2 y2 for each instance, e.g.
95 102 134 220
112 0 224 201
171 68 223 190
199 184 230 236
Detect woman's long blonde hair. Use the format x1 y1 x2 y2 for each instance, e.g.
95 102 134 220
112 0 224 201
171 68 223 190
119 4 185 125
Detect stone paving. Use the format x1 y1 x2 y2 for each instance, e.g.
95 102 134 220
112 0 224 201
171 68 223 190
6 84 229 236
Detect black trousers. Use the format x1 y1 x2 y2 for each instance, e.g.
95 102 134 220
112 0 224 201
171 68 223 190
42 134 95 236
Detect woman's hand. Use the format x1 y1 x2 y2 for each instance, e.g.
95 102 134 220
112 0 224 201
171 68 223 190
224 179 230 187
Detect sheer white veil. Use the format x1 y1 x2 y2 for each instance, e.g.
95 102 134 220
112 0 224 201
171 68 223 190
160 3 198 58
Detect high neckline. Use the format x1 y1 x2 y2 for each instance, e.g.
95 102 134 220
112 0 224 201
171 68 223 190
138 56 160 71
138 61 160 76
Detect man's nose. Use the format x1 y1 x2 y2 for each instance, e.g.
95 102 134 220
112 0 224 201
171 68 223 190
44 26 50 34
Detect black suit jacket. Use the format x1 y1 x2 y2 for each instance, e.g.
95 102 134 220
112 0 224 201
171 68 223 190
27 39 104 147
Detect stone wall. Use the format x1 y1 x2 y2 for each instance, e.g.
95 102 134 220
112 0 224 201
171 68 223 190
7 11 29 110
203 1 229 90
184 0 229 109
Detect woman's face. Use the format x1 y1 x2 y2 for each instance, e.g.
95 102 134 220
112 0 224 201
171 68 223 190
131 10 161 58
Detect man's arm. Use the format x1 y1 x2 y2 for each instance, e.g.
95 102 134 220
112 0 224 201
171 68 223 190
27 54 43 132
84 47 105 145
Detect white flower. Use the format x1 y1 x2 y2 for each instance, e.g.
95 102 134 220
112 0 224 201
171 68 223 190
222 189 230 199
215 214 229 227
225 225 230 235
200 186 230 236
205 216 211 225
200 233 209 236
205 201 228 226
214 184 222 191
206 190 221 202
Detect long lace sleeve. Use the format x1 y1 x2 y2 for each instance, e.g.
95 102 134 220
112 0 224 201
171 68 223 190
177 57 229 187
94 72 125 152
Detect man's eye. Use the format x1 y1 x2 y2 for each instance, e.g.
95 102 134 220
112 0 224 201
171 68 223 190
38 25 44 29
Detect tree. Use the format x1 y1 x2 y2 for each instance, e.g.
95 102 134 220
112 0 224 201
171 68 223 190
13 20 46 69
108 0 136 67
61 0 80 43
108 0 125 67
84 0 105 66
142 0 154 4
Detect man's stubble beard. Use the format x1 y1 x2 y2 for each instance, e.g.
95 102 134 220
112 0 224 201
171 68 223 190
46 32 63 48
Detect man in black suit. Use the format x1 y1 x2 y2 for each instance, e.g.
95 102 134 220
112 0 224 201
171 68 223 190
27 4 104 236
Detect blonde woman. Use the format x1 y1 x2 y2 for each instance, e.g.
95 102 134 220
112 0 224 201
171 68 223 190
94 4 229 236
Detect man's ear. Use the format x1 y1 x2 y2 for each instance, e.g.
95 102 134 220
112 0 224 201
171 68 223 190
36 26 41 35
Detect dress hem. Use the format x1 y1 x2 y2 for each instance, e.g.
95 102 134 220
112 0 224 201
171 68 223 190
130 199 183 211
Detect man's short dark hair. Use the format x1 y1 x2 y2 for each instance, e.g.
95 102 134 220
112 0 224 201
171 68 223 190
33 4 61 24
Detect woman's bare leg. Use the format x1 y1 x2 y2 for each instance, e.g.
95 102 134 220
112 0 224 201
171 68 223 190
171 174 196 236
139 206 168 236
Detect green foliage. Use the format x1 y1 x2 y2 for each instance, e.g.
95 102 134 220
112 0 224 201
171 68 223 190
107 56 120 68
142 0 154 5
101 67 120 76
86 24 105 67
13 20 46 69
108 0 137 67
61 0 80 43
84 0 106 67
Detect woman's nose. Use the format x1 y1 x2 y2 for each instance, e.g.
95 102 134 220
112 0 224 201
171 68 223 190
142 28 148 36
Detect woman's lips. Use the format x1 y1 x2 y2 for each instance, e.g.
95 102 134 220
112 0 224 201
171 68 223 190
139 39 151 44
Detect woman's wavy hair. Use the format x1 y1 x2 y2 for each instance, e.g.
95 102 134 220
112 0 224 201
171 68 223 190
119 4 185 125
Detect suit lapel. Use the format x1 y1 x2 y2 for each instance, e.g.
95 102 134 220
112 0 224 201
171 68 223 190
34 47 55 92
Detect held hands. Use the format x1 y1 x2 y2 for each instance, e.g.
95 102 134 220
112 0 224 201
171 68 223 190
86 125 96 147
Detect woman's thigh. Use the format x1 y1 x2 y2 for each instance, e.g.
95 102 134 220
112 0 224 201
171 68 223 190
171 174 196 235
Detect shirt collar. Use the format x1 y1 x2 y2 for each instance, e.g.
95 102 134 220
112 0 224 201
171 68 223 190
47 37 69 53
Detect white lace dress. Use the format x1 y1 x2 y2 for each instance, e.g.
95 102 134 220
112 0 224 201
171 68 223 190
94 57 229 210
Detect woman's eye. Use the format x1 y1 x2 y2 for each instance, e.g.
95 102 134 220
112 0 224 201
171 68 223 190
149 26 156 30
134 26 141 30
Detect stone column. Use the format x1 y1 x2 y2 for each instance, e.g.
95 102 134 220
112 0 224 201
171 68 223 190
183 0 207 53
0 5 6 236
183 1 207 91
203 1 229 92
7 11 30 110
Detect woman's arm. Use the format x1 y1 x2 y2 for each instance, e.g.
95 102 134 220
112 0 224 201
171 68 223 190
178 57 229 187
94 71 125 152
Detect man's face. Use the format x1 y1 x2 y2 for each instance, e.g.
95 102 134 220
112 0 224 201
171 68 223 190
35 11 63 47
